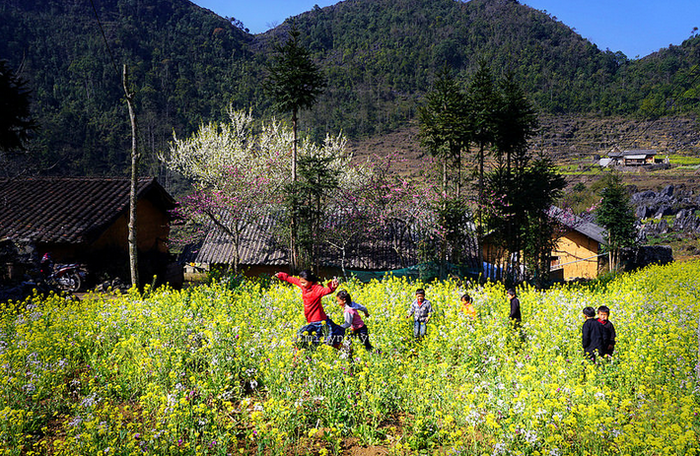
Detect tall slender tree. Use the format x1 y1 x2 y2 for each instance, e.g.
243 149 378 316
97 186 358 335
468 60 499 269
520 156 566 287
596 171 637 272
489 71 540 282
418 67 469 196
123 64 140 288
265 23 326 272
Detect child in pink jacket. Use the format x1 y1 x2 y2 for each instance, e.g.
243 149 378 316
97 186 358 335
336 289 374 351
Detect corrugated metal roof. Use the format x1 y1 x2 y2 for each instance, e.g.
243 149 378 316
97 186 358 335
193 209 451 270
608 149 656 158
549 206 607 245
195 212 287 265
0 177 174 245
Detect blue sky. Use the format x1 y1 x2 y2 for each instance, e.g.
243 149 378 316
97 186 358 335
191 0 700 59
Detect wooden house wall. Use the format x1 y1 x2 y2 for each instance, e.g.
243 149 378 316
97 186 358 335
91 198 169 254
552 230 600 280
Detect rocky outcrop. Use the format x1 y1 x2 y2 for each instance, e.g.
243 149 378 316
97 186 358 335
632 185 700 242
621 245 674 271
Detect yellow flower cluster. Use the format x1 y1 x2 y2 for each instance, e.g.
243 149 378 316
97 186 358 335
0 262 698 455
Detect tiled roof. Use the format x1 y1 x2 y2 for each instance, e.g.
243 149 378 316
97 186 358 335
0 177 174 245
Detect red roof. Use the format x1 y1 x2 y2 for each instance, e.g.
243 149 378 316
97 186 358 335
0 177 174 245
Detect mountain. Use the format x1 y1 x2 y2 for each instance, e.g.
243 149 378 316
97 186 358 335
0 0 254 175
0 0 698 178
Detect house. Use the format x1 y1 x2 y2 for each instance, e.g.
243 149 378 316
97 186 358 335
0 177 176 283
482 207 608 282
548 207 607 280
605 149 658 167
190 205 606 282
185 209 478 280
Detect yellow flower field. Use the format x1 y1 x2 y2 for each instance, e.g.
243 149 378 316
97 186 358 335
1 261 699 455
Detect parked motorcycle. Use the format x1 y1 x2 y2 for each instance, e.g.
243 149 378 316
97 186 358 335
40 253 88 293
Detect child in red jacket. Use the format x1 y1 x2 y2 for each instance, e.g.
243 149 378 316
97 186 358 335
275 270 341 348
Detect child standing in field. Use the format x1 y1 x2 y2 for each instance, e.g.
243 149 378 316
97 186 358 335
582 306 604 362
336 290 374 351
507 288 522 328
406 288 433 339
274 270 341 348
460 293 477 320
597 305 617 358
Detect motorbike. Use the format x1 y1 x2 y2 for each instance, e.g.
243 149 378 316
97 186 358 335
40 254 88 293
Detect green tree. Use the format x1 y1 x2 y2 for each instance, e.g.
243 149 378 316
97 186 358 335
265 23 327 272
485 70 540 284
468 60 500 274
596 172 637 272
265 23 326 183
287 153 339 272
0 60 36 154
519 156 566 288
494 71 538 173
418 67 469 196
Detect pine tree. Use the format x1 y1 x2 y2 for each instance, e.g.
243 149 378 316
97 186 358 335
0 60 36 154
418 66 469 196
596 172 637 272
265 23 326 272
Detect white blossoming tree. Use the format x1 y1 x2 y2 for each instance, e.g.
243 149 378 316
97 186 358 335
160 107 366 273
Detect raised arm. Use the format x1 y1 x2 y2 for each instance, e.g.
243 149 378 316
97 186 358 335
275 272 302 287
317 278 339 297
352 301 369 316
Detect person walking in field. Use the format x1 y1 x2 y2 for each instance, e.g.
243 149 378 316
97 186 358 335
507 288 521 328
336 289 374 351
597 305 616 358
406 288 433 339
274 270 342 348
582 306 604 363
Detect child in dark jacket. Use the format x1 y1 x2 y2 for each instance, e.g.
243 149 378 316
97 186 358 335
582 306 604 362
597 305 616 358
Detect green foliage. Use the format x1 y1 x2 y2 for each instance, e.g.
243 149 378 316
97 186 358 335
596 172 637 271
2 262 700 454
0 59 36 154
284 153 340 271
264 23 326 119
519 156 567 287
1 0 700 176
0 0 256 176
596 172 637 251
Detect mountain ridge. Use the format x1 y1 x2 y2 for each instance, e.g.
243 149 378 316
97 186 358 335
0 0 698 178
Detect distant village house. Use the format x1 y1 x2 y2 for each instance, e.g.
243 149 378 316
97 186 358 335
600 149 667 167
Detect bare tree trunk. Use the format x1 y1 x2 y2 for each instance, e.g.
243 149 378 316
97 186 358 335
290 109 298 273
123 64 139 288
477 143 485 276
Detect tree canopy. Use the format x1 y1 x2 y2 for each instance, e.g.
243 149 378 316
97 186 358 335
0 60 36 154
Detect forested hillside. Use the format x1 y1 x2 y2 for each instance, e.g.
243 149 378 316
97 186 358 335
1 0 699 178
0 0 255 176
